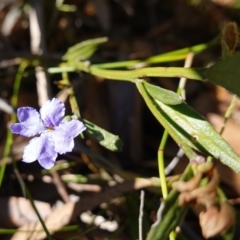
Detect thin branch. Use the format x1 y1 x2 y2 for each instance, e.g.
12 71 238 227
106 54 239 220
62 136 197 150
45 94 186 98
164 148 185 175
138 190 145 240
29 0 52 106
51 171 70 203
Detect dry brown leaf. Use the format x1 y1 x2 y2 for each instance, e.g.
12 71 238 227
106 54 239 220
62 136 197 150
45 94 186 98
172 172 202 192
0 197 51 228
200 202 235 238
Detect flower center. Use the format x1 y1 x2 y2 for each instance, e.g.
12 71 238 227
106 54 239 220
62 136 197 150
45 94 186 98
46 126 54 131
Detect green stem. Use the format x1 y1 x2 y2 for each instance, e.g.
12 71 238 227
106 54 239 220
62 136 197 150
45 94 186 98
0 130 13 189
11 61 28 110
219 94 237 135
61 71 81 118
12 152 53 239
49 62 207 83
0 61 28 189
158 130 176 240
0 225 78 234
61 70 85 139
87 65 206 82
25 186 53 240
158 130 169 198
77 40 217 69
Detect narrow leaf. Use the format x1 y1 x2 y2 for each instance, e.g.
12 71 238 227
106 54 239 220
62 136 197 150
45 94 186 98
143 81 183 105
206 52 240 96
137 79 240 172
64 37 108 61
83 119 123 152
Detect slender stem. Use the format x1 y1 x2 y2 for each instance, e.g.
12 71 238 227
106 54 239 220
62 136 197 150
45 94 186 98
89 65 206 82
11 61 28 109
49 62 207 83
138 190 145 240
158 128 176 240
0 61 28 189
158 130 169 198
12 149 53 239
61 69 81 117
176 53 194 97
219 94 237 135
25 186 53 240
93 40 215 69
0 129 13 189
60 70 84 140
0 225 78 234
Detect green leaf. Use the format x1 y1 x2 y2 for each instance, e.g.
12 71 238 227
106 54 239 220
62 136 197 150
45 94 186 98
83 119 123 152
206 52 240 96
143 81 183 105
136 79 240 172
64 37 108 61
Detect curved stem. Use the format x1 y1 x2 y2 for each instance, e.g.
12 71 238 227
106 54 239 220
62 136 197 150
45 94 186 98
0 61 28 189
49 62 207 83
158 130 169 198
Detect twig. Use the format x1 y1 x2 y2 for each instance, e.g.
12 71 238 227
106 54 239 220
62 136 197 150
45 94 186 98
0 97 14 114
29 0 51 106
29 0 45 55
138 190 145 240
219 94 237 135
177 52 194 98
164 148 185 175
51 171 70 203
13 167 26 198
0 157 12 166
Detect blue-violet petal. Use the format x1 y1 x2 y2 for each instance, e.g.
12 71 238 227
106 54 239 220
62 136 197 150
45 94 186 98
51 120 86 154
23 134 57 169
40 98 65 127
10 107 44 137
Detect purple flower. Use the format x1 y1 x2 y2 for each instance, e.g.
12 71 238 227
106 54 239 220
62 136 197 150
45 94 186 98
10 98 86 169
